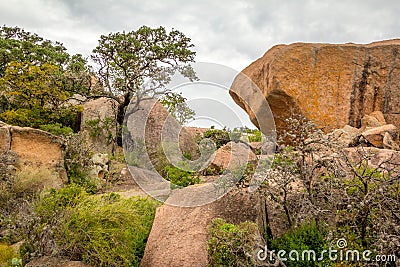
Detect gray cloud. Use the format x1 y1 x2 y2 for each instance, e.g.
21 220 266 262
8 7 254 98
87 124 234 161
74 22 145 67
2 0 399 70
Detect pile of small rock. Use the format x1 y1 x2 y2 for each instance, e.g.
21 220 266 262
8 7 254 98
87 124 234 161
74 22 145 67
329 111 399 150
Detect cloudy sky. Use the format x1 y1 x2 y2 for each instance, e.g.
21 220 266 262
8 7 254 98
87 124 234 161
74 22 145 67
1 0 399 128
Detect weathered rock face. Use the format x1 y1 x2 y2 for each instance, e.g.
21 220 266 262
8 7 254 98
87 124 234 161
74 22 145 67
141 188 265 267
328 125 360 147
344 147 400 169
0 124 11 152
183 127 208 139
81 97 119 153
140 99 200 169
230 40 400 136
0 123 66 184
10 126 64 168
210 141 257 172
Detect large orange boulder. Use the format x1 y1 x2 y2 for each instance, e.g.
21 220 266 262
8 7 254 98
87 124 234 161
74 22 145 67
230 40 400 135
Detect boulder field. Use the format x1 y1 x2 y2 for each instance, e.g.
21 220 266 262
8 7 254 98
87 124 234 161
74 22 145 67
230 40 400 135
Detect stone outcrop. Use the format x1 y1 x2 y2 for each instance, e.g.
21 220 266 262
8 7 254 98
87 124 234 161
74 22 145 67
0 124 11 152
328 125 360 147
0 122 66 183
183 127 208 140
81 97 118 153
141 188 266 267
383 132 399 150
230 40 400 136
89 153 110 179
126 98 200 170
328 112 399 150
210 141 257 172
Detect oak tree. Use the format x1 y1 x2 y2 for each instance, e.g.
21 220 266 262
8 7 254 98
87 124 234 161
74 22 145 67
91 26 196 143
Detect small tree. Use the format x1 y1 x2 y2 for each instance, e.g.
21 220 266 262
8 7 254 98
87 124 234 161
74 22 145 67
335 147 400 254
0 26 95 129
0 61 81 128
261 115 343 231
91 26 196 144
261 114 399 259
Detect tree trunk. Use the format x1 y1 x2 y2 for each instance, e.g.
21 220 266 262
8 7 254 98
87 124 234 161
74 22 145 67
116 92 131 146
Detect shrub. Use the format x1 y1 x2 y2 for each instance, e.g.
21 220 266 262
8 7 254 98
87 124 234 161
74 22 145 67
164 164 200 187
0 164 59 215
39 123 73 136
19 185 88 259
59 194 159 266
20 186 159 267
0 243 18 267
13 166 60 197
63 133 100 193
247 129 262 142
208 218 260 267
85 116 116 145
268 221 328 267
203 129 230 149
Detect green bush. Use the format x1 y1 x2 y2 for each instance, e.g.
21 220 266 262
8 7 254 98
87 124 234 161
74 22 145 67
39 123 73 136
59 193 159 267
63 133 100 193
247 129 262 142
0 243 19 267
85 117 115 145
203 129 230 149
208 218 260 267
22 186 159 267
164 164 200 187
268 221 328 267
19 185 89 259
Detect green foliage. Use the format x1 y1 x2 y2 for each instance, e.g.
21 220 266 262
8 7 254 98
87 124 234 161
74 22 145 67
0 243 19 267
164 164 200 187
228 128 242 142
247 129 262 142
0 26 70 76
22 186 159 267
160 92 195 125
39 123 73 136
208 218 260 267
90 26 197 147
0 61 79 128
92 26 195 97
269 221 328 267
0 26 93 129
203 166 224 176
85 116 116 144
59 194 159 267
63 134 99 193
33 185 88 221
0 161 60 217
203 129 230 149
335 162 399 250
229 127 263 142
